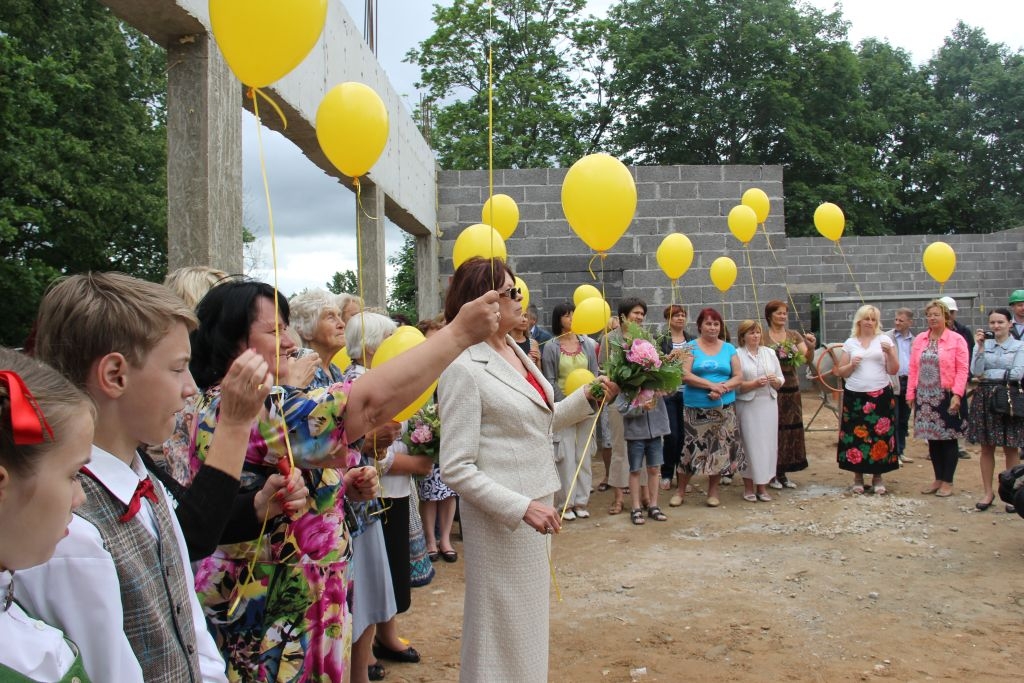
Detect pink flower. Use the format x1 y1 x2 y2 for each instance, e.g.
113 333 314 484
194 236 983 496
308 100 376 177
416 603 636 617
626 339 662 369
410 423 433 444
874 417 891 436
845 448 863 465
292 512 343 561
630 388 656 408
867 389 884 398
863 402 876 414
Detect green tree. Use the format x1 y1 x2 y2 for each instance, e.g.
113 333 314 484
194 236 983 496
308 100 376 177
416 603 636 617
387 234 418 322
0 0 167 345
407 0 606 169
326 270 359 295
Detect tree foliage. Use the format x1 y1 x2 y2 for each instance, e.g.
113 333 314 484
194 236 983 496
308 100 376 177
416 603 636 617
387 234 418 322
0 0 167 345
326 270 359 295
406 0 607 169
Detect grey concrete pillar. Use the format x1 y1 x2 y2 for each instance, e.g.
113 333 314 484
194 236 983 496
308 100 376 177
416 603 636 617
357 180 388 309
415 232 442 319
166 33 242 273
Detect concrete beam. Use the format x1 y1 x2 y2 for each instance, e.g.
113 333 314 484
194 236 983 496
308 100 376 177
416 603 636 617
356 181 388 309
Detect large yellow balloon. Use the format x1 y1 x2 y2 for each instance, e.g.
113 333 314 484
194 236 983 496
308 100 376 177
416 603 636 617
209 0 327 88
371 327 436 422
656 233 694 280
515 276 530 313
727 205 758 244
316 82 389 178
571 297 611 335
922 242 956 284
330 347 352 373
709 257 738 293
573 284 602 306
561 153 637 253
452 224 507 269
564 368 595 397
482 194 520 240
741 188 770 223
814 202 845 241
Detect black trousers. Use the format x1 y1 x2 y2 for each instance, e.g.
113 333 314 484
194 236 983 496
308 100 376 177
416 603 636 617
894 376 910 455
929 439 959 483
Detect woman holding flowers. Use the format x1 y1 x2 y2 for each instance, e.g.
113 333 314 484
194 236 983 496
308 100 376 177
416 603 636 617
834 305 900 494
765 300 815 488
438 257 616 682
672 308 746 508
735 320 784 502
541 301 600 520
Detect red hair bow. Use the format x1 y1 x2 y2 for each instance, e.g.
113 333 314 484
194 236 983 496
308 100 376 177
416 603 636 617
0 370 54 445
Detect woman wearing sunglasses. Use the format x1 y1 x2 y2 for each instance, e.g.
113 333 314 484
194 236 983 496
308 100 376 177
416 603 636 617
437 257 617 682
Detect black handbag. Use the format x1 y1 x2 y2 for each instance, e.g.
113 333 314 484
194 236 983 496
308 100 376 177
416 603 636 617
990 370 1024 417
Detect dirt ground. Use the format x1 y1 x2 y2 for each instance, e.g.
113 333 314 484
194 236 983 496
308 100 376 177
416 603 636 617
393 392 1024 682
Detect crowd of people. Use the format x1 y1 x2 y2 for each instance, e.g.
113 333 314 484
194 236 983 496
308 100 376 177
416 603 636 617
1 261 1022 683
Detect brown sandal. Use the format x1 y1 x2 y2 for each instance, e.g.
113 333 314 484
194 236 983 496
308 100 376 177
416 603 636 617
607 500 623 515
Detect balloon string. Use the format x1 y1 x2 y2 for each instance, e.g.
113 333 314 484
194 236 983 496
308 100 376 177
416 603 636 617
547 534 560 603
247 88 288 130
759 222 808 335
486 4 496 292
835 241 865 305
353 178 367 371
587 252 606 282
745 245 759 321
354 177 378 220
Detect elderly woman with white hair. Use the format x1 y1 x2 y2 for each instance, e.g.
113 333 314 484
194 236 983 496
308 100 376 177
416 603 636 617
290 288 348 387
336 291 363 323
834 305 900 494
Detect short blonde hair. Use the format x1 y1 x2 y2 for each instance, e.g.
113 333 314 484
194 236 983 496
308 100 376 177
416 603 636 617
34 272 197 389
924 299 952 328
163 266 229 309
736 320 762 346
850 305 882 338
289 289 340 344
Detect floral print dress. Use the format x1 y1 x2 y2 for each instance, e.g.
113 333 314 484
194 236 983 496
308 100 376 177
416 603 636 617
170 383 357 682
913 340 966 441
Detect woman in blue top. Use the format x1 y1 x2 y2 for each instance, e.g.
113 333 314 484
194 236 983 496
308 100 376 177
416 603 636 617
966 307 1024 511
672 308 747 508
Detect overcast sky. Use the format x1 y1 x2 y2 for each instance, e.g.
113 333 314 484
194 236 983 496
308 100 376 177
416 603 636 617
243 0 1023 297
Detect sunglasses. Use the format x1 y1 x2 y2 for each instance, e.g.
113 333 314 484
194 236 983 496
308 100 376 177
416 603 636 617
498 286 523 301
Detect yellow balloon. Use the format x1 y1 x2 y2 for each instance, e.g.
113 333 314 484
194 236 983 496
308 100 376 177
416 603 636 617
561 153 637 253
209 0 327 88
656 233 694 280
371 327 436 421
814 202 845 241
709 257 738 293
727 205 758 244
482 194 520 240
563 368 595 397
330 347 352 373
573 284 602 306
922 242 956 284
452 224 507 269
741 188 770 223
571 297 611 335
515 276 530 313
316 82 389 178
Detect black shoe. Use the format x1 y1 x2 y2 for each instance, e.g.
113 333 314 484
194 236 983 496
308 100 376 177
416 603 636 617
1007 504 1017 515
958 450 971 459
368 663 386 681
373 639 421 664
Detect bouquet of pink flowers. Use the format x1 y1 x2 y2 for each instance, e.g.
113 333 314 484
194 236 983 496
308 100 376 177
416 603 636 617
603 322 684 408
401 402 441 461
772 338 806 367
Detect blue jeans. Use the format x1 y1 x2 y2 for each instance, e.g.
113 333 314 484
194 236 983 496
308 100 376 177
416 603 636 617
627 437 665 473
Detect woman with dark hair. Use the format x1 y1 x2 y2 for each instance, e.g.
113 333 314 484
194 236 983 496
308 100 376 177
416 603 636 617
165 279 500 682
658 304 692 490
764 299 815 488
672 307 746 508
541 300 599 519
438 257 616 682
967 307 1024 511
908 299 969 499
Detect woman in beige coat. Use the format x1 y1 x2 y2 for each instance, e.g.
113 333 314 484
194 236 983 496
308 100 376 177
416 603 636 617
439 257 616 682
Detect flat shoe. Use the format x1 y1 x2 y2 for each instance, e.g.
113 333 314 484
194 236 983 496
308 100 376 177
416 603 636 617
1006 504 1017 514
669 494 685 507
630 508 645 525
440 549 458 563
706 497 720 508
373 639 421 664
768 479 783 490
757 493 772 502
934 488 953 498
975 497 995 511
368 663 386 681
873 485 887 496
920 486 940 494
574 506 590 519
647 506 667 521
851 484 865 495
596 481 610 492
743 493 758 502
428 551 439 562
562 509 576 521
783 480 797 489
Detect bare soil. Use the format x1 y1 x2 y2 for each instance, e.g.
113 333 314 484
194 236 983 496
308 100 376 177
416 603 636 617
394 392 1024 682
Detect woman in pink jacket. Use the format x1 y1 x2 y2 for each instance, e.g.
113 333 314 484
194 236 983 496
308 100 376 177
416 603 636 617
906 299 970 497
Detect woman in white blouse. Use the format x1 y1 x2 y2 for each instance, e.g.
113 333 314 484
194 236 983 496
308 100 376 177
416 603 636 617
834 305 900 494
734 321 784 502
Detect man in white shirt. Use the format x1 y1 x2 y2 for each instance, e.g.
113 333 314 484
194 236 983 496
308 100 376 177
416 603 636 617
886 308 915 464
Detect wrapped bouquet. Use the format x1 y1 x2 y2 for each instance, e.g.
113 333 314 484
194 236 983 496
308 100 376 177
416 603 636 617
772 338 806 367
401 402 441 461
602 322 684 408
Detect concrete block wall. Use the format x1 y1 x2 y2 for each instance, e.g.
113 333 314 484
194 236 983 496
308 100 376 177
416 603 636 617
436 166 1022 344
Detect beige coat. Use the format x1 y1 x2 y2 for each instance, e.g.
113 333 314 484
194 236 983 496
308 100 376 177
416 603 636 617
439 337 593 682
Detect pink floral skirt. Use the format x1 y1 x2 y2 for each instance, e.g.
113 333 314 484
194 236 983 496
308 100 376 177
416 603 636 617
837 386 898 474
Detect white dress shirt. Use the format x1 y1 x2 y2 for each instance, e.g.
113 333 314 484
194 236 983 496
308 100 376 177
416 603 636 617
0 571 76 682
15 446 228 683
